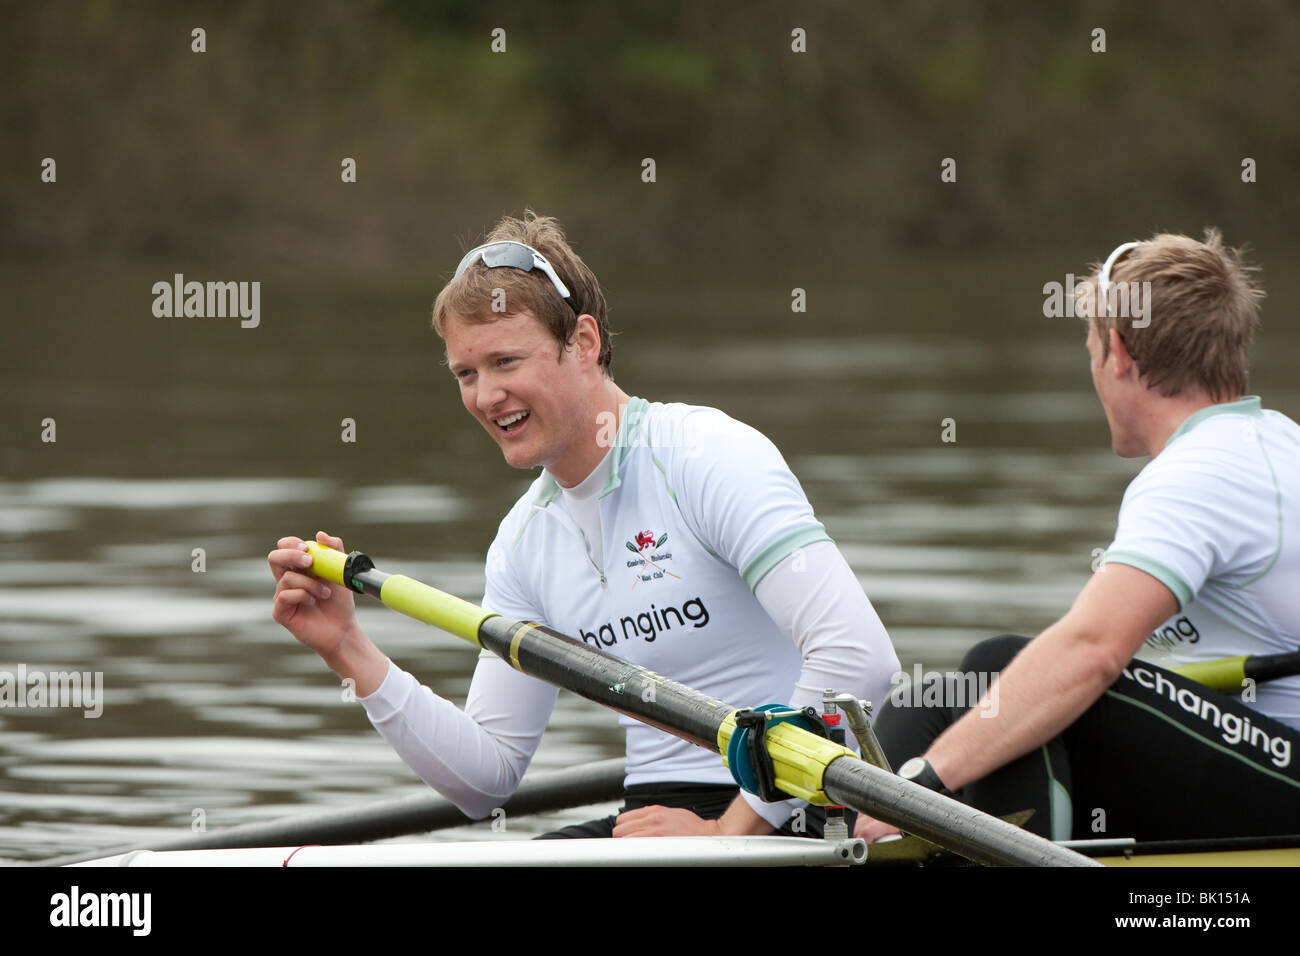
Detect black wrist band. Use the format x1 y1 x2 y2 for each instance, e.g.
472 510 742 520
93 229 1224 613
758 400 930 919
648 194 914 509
898 757 956 798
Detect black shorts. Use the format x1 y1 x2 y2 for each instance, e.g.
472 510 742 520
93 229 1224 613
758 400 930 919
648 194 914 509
873 634 1300 841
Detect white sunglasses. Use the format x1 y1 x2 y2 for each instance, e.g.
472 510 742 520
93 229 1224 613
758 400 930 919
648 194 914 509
1098 240 1141 299
455 240 578 314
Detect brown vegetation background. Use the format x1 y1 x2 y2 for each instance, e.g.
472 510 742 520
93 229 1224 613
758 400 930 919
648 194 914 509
4 1 1297 274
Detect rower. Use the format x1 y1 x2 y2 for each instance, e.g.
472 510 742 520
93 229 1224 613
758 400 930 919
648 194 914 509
857 229 1300 844
269 211 901 840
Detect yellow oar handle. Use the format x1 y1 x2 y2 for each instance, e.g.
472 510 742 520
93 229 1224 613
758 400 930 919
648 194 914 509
304 541 497 649
1170 656 1249 692
381 575 494 648
303 540 349 586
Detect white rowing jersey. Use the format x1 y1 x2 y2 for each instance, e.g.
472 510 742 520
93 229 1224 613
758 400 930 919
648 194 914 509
359 397 898 824
1104 397 1300 728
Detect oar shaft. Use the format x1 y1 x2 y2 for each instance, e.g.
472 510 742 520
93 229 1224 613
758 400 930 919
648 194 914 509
303 543 1099 867
36 759 627 867
308 542 727 749
821 758 1089 867
479 615 727 751
1247 651 1300 684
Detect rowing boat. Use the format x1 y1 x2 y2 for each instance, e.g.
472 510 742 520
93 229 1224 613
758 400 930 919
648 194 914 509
66 828 1300 868
863 828 1300 867
1092 837 1300 868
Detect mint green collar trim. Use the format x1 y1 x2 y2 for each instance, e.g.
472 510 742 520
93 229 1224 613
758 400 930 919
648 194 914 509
1166 396 1261 447
530 396 649 507
598 396 648 499
532 471 561 508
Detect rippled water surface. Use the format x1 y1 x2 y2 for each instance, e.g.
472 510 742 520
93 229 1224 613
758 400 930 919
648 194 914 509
2 253 1297 862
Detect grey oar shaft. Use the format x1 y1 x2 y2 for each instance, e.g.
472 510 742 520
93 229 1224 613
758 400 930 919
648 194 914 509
37 758 626 867
823 758 1102 867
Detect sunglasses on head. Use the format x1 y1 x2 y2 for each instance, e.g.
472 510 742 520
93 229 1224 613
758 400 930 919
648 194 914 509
454 240 579 314
1098 240 1141 298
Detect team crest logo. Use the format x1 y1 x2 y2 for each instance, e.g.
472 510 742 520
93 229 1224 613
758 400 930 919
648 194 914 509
625 529 679 586
631 530 666 552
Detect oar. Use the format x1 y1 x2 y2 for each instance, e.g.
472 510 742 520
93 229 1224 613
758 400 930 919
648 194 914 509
1171 651 1300 693
864 810 1036 865
36 757 626 867
303 543 1099 867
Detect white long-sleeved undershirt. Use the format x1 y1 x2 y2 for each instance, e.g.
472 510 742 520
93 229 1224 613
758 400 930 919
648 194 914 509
359 539 898 825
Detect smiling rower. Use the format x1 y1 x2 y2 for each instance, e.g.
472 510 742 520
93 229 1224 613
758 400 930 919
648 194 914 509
269 211 900 839
858 229 1300 844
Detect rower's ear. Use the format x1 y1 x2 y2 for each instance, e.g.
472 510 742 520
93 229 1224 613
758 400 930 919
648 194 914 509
1107 328 1137 380
568 313 601 368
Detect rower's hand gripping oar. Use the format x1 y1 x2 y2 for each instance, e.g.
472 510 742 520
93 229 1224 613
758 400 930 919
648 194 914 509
303 542 1099 866
306 542 497 644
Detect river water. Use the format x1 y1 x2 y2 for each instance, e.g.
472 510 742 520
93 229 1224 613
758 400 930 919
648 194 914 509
2 250 1296 862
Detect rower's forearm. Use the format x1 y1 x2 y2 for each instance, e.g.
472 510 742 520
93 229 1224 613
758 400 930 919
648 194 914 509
322 625 391 698
925 624 1121 791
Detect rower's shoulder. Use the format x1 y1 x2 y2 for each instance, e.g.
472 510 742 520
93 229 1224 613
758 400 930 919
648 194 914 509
1163 402 1299 463
1260 407 1300 443
636 400 781 459
1127 406 1291 500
